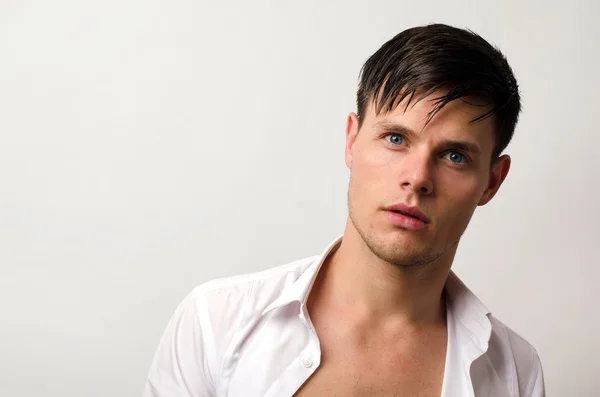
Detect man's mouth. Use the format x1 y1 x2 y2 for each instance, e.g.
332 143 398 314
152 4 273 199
390 209 421 220
384 209 429 231
384 203 430 224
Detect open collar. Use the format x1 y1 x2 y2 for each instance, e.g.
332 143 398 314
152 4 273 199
261 235 492 355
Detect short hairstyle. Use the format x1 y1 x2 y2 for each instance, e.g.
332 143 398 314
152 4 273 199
356 23 521 160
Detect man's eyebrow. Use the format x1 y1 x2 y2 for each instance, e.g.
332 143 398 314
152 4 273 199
440 140 482 155
373 120 482 155
372 121 418 138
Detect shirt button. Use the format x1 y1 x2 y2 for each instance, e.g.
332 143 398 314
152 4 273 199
301 357 313 368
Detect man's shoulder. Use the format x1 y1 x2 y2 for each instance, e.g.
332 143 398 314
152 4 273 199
483 314 544 393
488 315 539 360
189 254 319 309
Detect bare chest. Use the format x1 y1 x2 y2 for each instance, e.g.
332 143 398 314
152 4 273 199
293 327 447 397
292 352 445 397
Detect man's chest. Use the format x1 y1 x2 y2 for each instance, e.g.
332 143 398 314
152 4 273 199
292 326 447 397
292 359 445 397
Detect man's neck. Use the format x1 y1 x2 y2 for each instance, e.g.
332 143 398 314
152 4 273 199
312 225 455 329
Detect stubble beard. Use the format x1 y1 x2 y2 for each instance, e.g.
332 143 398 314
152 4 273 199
347 190 460 270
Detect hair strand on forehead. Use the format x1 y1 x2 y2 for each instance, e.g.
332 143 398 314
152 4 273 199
357 23 521 160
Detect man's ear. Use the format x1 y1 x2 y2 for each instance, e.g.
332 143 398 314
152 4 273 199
345 112 360 169
478 154 511 206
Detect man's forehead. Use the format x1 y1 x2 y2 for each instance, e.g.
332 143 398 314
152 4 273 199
365 94 495 133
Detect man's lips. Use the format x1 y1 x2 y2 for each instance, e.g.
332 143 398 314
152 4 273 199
383 203 431 224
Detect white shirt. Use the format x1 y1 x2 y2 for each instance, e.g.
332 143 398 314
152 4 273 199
143 236 545 397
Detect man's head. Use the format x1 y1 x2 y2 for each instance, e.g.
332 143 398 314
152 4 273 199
345 24 520 269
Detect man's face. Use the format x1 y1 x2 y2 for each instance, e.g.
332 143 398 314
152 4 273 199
345 93 510 268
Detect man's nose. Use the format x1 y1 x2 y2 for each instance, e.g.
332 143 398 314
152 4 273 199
400 151 434 195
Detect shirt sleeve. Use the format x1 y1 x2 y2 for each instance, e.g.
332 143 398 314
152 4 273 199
527 352 546 397
142 289 217 397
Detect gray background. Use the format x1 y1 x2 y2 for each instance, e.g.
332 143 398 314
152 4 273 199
1 0 598 395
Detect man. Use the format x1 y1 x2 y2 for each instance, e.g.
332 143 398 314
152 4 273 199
143 23 545 397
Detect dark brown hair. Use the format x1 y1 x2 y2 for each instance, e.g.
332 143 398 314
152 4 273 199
357 23 521 160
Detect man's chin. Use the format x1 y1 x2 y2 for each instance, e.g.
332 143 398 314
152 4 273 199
374 249 437 269
384 227 432 245
366 236 435 266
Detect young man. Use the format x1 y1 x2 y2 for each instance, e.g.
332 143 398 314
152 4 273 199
143 24 545 397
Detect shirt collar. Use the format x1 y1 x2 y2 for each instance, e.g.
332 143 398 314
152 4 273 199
261 235 492 353
261 236 341 316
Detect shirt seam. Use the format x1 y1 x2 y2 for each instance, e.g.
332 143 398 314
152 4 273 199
217 278 257 396
198 256 319 295
523 343 538 396
194 292 218 394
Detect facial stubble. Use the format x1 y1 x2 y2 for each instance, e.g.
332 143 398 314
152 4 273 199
347 177 462 270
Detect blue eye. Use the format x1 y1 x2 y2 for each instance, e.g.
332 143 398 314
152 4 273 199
446 151 466 163
386 133 404 145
